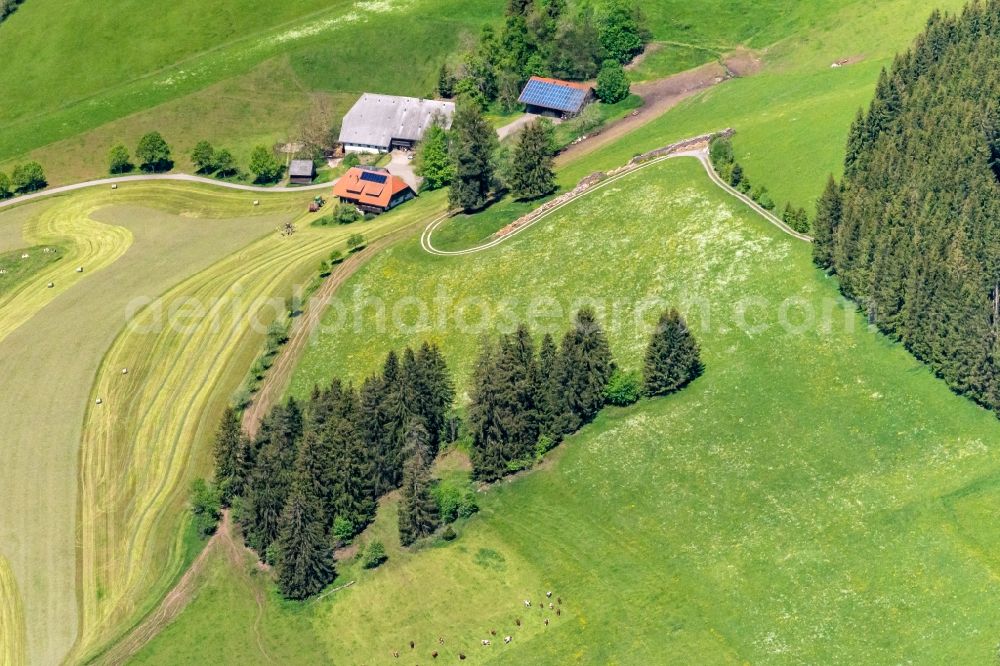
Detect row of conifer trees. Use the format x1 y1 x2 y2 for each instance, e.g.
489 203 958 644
212 342 454 599
812 1 1000 412
211 308 702 598
469 307 703 481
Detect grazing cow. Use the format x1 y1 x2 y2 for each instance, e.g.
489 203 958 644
544 619 549 626
459 654 466 660
481 639 491 646
524 599 531 608
432 651 438 658
557 608 561 616
438 637 445 645
410 641 415 649
515 618 521 627
490 629 496 636
546 591 552 598
504 636 512 644
392 651 399 658
548 603 554 610
557 597 562 605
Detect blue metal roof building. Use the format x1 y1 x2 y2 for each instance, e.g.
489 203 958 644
518 77 592 116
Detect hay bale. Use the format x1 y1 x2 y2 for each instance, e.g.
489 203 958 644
76 267 84 273
95 398 103 405
47 282 54 288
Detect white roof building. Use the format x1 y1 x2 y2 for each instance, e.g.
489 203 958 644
339 93 455 153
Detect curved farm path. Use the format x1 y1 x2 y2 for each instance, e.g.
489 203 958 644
422 147 811 258
687 150 813 242
0 173 335 212
241 216 440 436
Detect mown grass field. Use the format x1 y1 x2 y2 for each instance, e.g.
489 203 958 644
0 200 55 252
0 184 312 665
137 156 1000 664
0 556 26 666
71 191 447 663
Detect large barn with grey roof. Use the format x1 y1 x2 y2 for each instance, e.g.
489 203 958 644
339 93 455 154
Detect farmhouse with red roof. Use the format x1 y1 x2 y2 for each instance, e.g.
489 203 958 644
332 166 415 214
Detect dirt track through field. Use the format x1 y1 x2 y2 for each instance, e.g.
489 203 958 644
241 218 437 436
93 512 246 666
104 226 438 655
556 61 729 166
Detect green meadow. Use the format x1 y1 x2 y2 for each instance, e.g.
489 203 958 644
137 154 1000 664
126 1 999 663
0 0 988 663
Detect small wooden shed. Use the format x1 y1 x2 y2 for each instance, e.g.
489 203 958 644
289 159 316 185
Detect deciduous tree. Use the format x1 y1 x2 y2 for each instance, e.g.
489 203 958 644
190 140 216 173
10 161 46 193
249 145 283 183
107 144 132 174
597 0 646 64
136 132 172 172
595 59 630 103
214 149 237 177
416 124 454 190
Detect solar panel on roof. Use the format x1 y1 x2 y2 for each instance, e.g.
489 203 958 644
360 171 388 184
518 79 586 113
